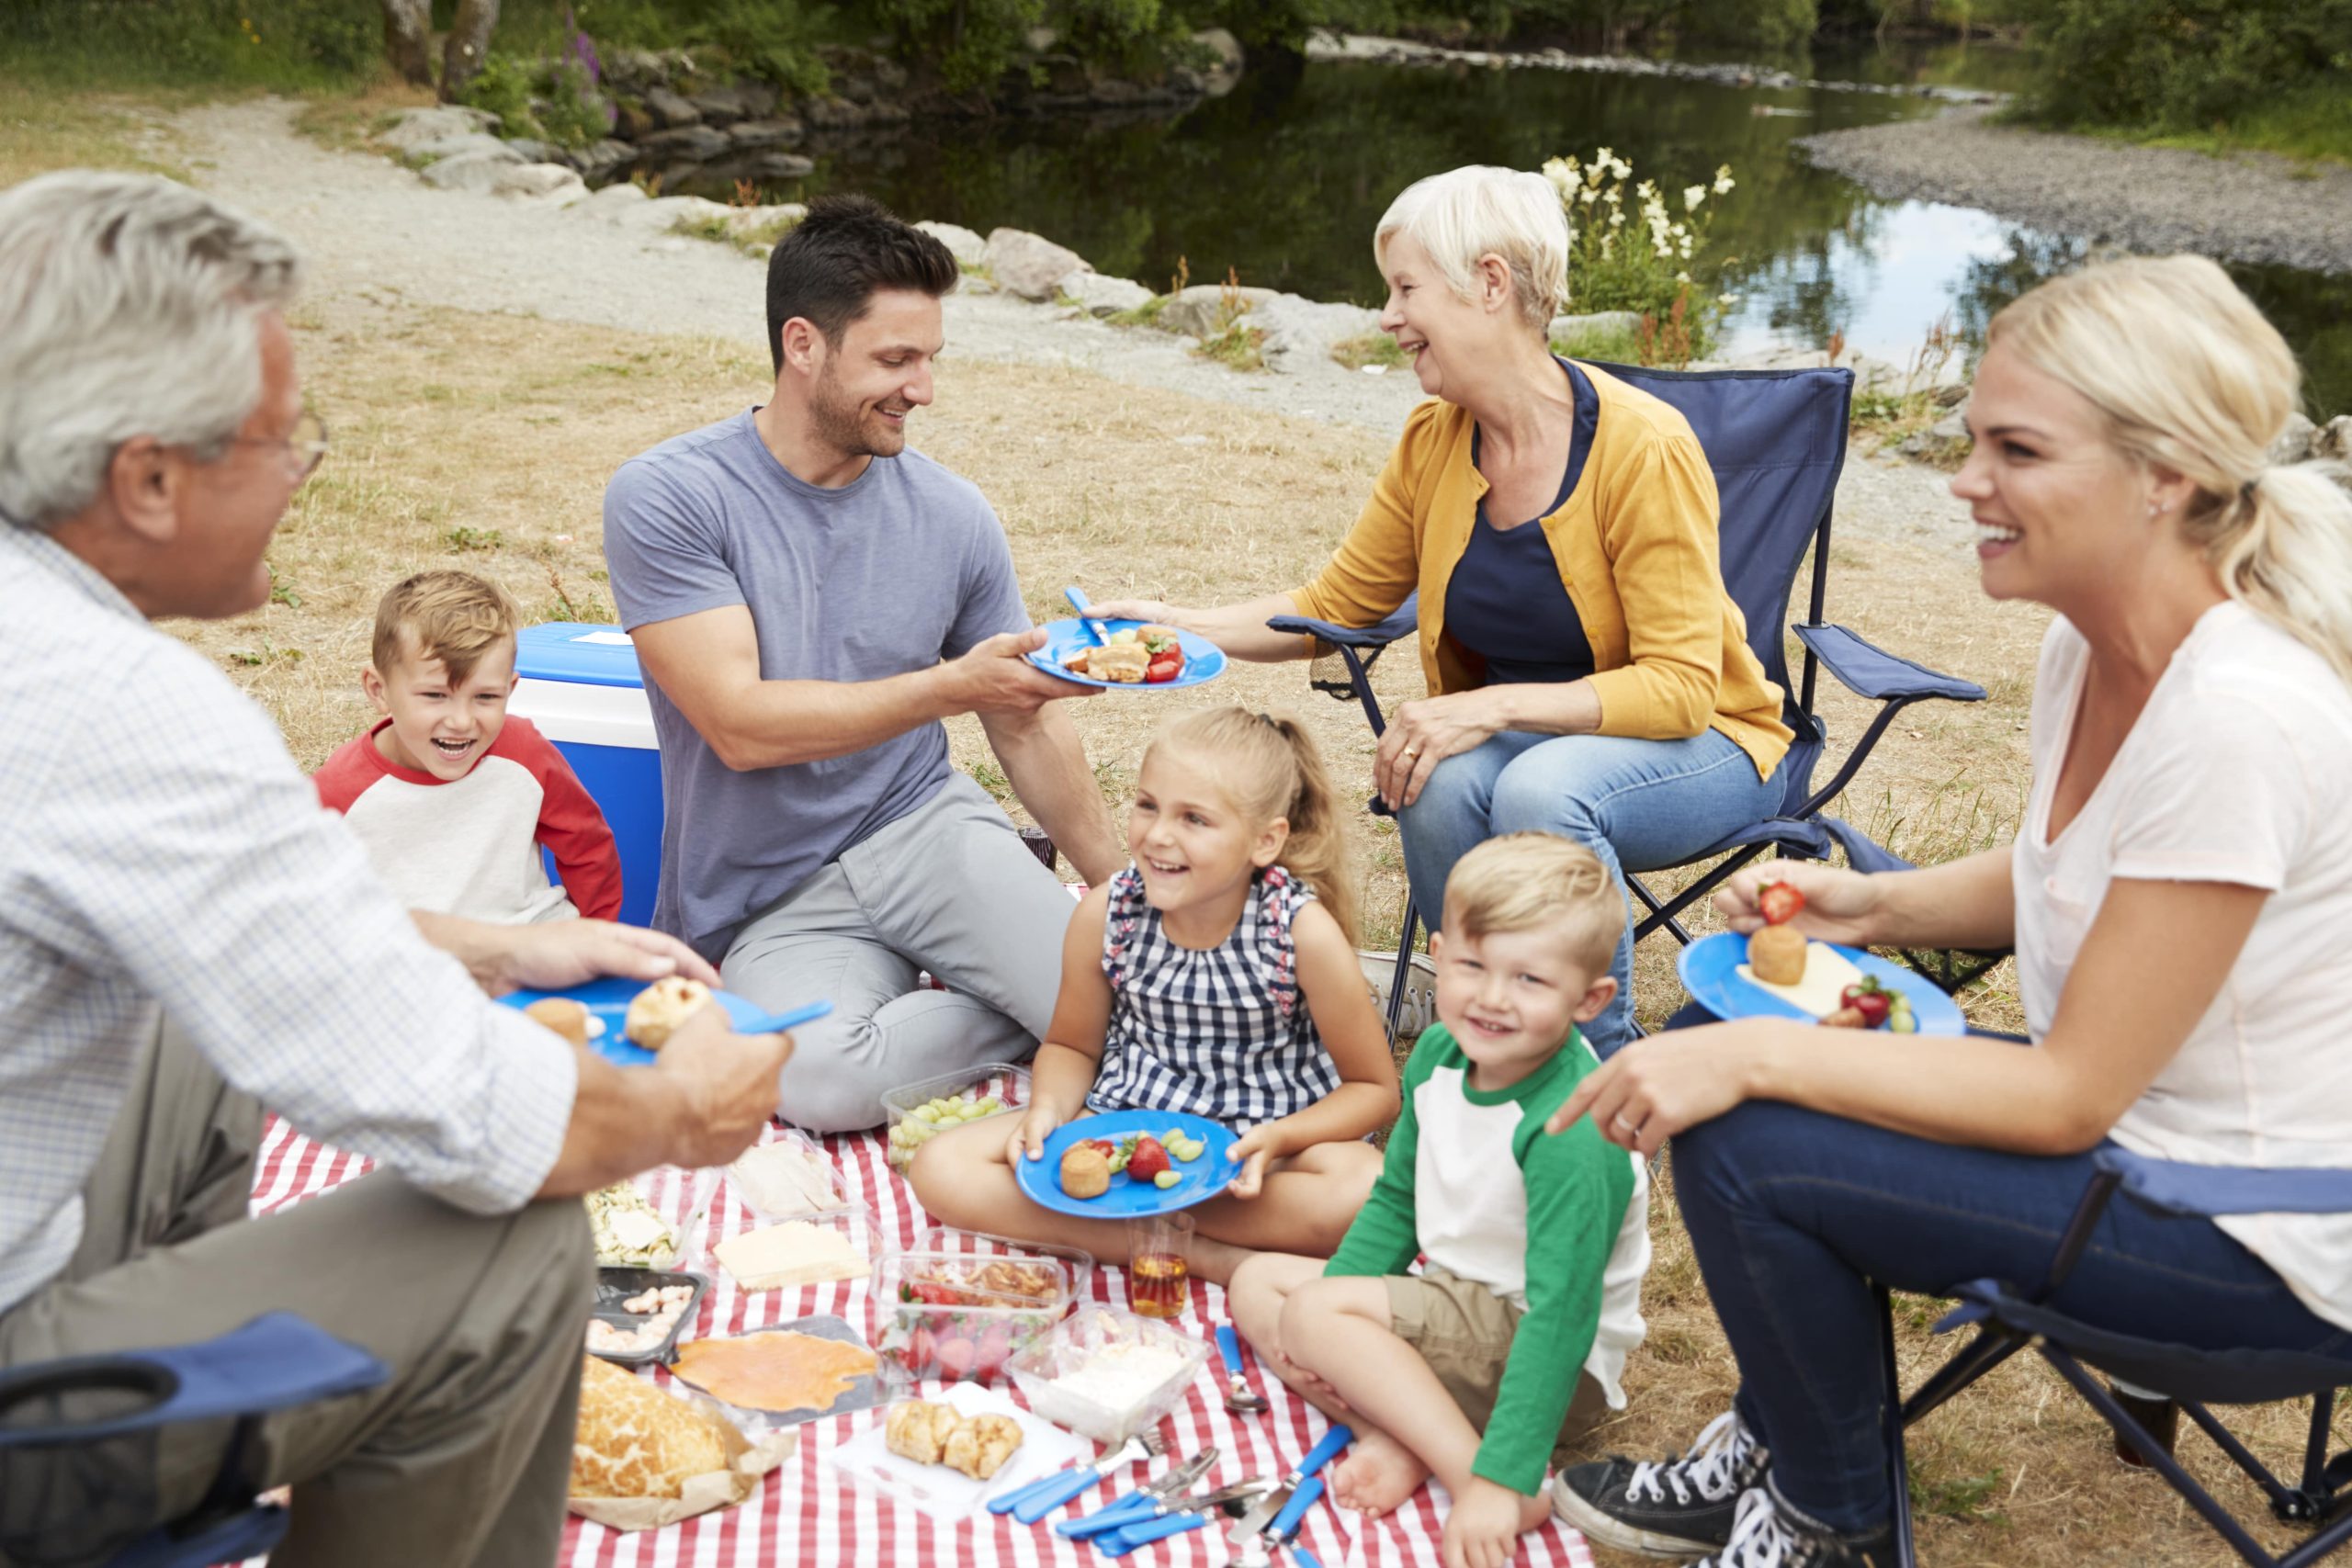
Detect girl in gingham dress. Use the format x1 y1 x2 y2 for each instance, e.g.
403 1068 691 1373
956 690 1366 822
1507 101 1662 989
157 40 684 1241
912 706 1400 1283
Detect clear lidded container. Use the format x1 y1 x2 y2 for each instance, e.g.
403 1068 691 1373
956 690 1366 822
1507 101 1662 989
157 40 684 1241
1008 1303 1211 1445
873 1226 1092 1388
879 1062 1033 1172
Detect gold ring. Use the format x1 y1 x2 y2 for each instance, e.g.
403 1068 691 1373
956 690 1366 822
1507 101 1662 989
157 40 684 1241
1402 746 1420 760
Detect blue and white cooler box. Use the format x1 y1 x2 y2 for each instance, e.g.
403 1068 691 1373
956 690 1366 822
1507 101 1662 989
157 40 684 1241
510 622 663 929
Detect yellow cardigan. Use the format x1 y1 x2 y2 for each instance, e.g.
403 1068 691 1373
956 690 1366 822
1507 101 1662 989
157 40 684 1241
1290 361 1792 779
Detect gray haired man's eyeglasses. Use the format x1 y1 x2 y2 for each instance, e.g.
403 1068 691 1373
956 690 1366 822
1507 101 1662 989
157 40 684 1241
233 411 330 480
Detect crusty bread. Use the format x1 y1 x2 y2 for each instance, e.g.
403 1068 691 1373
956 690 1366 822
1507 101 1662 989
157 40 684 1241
571 1355 732 1500
625 977 713 1050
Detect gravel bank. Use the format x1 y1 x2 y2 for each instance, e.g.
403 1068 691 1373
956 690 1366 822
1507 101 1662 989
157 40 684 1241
1799 107 2352 275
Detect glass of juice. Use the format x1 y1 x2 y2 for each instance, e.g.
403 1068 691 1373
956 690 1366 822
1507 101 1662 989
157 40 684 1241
1126 1211 1193 1320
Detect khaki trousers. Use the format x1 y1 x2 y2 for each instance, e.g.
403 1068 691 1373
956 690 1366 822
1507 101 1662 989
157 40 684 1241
0 1015 593 1568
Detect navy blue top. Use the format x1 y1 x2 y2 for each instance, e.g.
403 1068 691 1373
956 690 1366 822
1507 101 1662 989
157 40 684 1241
1446 359 1601 686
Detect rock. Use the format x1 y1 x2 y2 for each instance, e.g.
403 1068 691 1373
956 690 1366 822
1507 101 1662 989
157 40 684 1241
402 131 519 169
1159 282 1278 337
983 227 1091 300
725 203 806 240
501 136 561 164
2271 412 2319 465
1548 310 1642 344
636 123 731 162
566 181 649 219
378 106 500 153
574 139 635 183
643 86 703 130
748 151 816 179
914 221 987 266
1191 28 1244 96
956 274 1001 297
496 163 590 203
1250 293 1385 373
603 47 689 94
692 82 778 124
728 118 804 149
1057 271 1155 316
801 96 869 130
419 152 580 197
1023 25 1060 52
569 191 734 233
2316 415 2352 464
612 97 656 141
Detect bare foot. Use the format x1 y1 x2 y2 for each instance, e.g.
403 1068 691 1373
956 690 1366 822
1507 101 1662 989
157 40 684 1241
1184 1231 1256 1287
1329 1428 1432 1518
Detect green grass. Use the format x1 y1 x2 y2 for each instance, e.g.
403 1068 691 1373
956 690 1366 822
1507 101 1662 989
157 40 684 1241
1330 331 1408 372
1105 294 1170 330
1551 321 1645 365
3 0 381 94
1193 319 1267 373
2058 82 2352 169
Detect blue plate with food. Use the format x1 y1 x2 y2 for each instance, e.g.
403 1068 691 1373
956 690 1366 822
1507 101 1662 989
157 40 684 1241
1678 931 1966 1037
1014 1110 1238 1218
500 976 831 1067
1028 618 1227 691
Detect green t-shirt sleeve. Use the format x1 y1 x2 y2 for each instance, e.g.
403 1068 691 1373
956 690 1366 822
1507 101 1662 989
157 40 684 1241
1471 1101 1635 1495
1322 1027 1447 1280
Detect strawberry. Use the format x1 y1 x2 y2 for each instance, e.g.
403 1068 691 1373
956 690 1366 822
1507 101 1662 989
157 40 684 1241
1758 879 1806 926
1126 1134 1171 1183
934 1335 978 1380
1839 978 1893 1029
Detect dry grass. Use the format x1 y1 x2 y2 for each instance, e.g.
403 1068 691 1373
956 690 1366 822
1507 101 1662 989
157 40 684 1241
0 81 192 186
156 297 2325 1568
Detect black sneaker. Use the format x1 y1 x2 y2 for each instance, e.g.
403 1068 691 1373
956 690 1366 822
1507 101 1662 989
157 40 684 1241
1551 1410 1769 1557
1690 1486 1896 1568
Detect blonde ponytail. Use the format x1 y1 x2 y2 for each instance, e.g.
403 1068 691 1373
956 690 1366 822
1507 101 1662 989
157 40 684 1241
1148 706 1363 946
1989 254 2352 685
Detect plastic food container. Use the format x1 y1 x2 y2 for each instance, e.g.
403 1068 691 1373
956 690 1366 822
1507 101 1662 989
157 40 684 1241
587 1266 707 1366
1008 1304 1211 1444
880 1063 1033 1172
875 1228 1092 1388
727 1128 861 1223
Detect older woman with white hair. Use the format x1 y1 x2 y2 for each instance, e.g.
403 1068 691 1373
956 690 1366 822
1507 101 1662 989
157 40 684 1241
1545 255 2352 1568
1096 164 1790 1055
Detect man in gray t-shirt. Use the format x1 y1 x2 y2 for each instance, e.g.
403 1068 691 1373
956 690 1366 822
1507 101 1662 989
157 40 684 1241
605 196 1122 1132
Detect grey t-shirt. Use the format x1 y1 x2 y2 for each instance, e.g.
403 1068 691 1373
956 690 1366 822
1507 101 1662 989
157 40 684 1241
603 409 1030 955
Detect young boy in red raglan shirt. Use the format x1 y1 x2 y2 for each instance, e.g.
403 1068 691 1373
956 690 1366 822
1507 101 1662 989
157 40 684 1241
314 570 622 923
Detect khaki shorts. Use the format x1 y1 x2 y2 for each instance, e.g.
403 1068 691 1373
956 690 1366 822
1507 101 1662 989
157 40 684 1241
1385 1264 1610 1469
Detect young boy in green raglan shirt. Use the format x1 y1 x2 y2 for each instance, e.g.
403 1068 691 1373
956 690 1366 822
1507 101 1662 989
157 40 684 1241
1229 831 1651 1567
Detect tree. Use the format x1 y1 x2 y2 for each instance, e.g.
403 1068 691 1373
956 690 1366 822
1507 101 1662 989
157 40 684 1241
441 0 501 101
382 0 433 87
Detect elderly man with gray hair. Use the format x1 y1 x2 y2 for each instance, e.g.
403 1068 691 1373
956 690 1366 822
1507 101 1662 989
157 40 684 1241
0 171 794 1566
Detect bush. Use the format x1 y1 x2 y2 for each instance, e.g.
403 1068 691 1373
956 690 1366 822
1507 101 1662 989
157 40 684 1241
5 0 379 87
1544 149 1736 360
2021 0 2352 137
459 50 612 148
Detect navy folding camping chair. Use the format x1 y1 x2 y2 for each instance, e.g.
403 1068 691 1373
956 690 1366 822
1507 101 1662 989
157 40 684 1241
1266 362 1993 1038
1883 1149 2352 1567
0 1313 387 1568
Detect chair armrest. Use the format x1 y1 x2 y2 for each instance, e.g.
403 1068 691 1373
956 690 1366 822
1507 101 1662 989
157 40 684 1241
1266 595 1419 651
1792 624 1986 705
2097 1146 2352 1219
0 1313 387 1450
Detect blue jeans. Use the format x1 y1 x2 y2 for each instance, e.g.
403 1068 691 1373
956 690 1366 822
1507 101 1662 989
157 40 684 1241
1396 727 1784 1055
1674 1101 2352 1534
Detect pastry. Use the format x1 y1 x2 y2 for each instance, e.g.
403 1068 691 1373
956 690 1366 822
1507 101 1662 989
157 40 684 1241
1747 922 1808 987
1087 642 1150 682
884 1399 963 1466
672 1331 876 1416
625 976 713 1049
571 1355 733 1500
713 1220 870 1290
884 1400 1024 1482
524 997 592 1048
1059 1143 1112 1199
943 1414 1023 1481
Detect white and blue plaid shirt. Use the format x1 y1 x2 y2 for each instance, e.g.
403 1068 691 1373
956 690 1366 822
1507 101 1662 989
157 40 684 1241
0 524 579 1314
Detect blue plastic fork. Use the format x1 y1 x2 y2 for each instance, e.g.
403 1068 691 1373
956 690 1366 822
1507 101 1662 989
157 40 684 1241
1064 585 1113 646
730 999 833 1036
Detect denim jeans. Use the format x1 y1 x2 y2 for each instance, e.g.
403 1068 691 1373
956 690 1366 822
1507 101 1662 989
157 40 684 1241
1396 727 1784 1055
1672 1100 2352 1534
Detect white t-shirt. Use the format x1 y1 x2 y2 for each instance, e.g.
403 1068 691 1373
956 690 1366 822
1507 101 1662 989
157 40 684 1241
2014 601 2352 1329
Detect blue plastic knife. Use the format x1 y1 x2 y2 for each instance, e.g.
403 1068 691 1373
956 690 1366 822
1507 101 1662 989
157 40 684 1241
1065 584 1112 646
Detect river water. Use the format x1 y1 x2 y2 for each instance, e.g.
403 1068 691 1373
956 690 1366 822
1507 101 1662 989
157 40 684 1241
720 42 2351 417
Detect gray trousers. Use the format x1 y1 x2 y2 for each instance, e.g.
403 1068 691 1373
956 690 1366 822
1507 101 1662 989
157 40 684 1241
0 1015 593 1568
723 773 1076 1133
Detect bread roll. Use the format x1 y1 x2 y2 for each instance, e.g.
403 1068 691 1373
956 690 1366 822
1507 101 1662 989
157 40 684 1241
524 998 592 1048
571 1355 732 1500
1748 923 1808 987
625 977 713 1050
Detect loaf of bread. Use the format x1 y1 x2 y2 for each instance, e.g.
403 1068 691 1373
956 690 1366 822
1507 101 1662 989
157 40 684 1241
625 977 714 1050
571 1356 733 1501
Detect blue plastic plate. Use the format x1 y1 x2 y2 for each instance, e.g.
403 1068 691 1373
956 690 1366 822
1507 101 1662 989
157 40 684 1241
500 976 786 1067
1026 619 1227 692
1678 931 1966 1037
1014 1109 1238 1218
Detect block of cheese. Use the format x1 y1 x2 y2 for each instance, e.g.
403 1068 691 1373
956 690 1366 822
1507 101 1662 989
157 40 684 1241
1736 942 1867 1020
714 1220 871 1291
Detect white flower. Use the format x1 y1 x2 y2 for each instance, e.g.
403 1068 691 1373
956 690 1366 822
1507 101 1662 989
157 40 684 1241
1611 157 1632 180
1676 270 1690 284
1593 146 1613 170
1719 292 1742 307
1609 209 1625 227
1580 186 1599 206
1684 184 1706 212
1714 165 1736 195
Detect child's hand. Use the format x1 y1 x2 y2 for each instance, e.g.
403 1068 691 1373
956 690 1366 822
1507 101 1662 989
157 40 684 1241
1007 1101 1063 1163
1224 1125 1283 1199
1442 1477 1543 1568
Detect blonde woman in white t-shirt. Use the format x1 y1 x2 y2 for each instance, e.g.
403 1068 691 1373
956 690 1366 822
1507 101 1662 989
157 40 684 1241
1539 255 2352 1568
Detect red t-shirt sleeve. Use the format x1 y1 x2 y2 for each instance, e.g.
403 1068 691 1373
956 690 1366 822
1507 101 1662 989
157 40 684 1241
311 735 382 816
494 717 625 920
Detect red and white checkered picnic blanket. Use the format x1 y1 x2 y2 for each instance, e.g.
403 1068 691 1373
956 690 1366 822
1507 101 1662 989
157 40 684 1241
251 1117 1596 1568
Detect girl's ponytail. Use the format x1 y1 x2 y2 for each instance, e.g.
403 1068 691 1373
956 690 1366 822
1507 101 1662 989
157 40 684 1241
1148 706 1363 946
